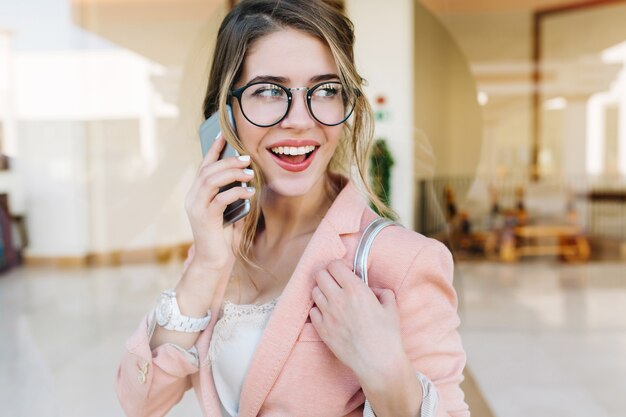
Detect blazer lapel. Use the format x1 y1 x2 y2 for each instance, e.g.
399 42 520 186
237 180 367 417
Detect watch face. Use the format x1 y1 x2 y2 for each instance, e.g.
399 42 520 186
156 293 172 326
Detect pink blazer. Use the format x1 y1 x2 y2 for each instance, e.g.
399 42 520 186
116 181 470 417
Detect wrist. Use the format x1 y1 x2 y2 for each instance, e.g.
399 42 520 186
357 353 414 394
175 260 232 316
170 285 211 319
358 355 423 417
182 258 232 287
175 262 229 317
187 257 232 275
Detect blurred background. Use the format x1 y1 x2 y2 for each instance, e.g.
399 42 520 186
1 0 625 416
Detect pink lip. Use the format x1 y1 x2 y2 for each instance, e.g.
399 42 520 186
268 146 320 173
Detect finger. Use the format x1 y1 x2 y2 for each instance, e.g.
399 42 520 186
189 158 253 207
201 167 255 197
199 133 226 170
309 306 323 326
315 269 342 299
206 185 255 218
198 153 252 181
371 287 397 308
326 259 360 289
311 286 328 312
190 167 255 211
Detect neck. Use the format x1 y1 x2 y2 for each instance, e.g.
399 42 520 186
258 176 334 251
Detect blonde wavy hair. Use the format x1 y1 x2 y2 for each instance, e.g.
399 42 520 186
202 0 396 273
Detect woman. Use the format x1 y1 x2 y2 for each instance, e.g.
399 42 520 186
116 1 469 416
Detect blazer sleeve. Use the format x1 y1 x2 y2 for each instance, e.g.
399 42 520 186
395 239 470 417
115 245 200 417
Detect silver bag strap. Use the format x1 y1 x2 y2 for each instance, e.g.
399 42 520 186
354 218 440 417
353 217 399 286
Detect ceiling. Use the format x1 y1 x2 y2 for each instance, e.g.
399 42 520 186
69 0 626 70
419 0 622 14
70 0 224 65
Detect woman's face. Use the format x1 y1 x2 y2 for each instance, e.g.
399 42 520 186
232 28 344 197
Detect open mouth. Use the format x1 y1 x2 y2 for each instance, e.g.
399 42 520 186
269 145 318 163
270 145 319 164
267 145 320 172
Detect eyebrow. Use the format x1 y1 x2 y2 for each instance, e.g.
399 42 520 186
245 73 340 85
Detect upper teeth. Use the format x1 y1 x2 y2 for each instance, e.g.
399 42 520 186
270 145 316 155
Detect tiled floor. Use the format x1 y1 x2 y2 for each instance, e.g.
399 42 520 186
1 260 625 417
0 263 201 417
457 261 626 417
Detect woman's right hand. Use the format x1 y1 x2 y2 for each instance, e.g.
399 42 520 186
149 135 253 349
184 134 255 272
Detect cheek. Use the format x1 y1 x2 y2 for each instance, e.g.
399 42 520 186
324 126 343 151
233 110 263 154
236 124 255 152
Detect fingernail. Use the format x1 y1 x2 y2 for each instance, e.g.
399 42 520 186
246 187 256 194
215 132 222 141
243 168 254 176
238 155 251 162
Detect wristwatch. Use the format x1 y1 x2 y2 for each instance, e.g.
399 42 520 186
155 289 211 333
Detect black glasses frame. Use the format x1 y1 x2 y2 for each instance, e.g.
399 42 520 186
229 81 359 128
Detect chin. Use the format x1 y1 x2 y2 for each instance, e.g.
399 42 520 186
265 176 321 198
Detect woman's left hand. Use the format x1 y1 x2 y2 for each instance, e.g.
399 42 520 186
309 259 408 380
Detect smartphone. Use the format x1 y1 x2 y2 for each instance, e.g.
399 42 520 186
199 104 250 226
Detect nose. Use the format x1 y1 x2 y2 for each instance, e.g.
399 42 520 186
279 89 316 130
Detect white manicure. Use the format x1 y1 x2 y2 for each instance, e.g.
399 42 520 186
238 155 251 162
215 132 222 140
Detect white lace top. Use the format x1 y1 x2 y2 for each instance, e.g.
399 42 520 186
146 299 438 417
208 298 278 417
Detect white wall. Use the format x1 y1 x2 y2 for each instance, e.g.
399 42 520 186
12 50 185 257
413 3 482 178
1 0 232 259
19 121 90 257
14 50 177 121
346 0 415 228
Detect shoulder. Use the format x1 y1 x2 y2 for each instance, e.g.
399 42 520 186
363 214 453 291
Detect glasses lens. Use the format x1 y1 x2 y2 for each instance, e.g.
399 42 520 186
309 82 355 125
240 83 289 126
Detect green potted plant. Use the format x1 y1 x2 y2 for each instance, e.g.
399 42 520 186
369 138 394 216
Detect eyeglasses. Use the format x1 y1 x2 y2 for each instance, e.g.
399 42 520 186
229 81 358 127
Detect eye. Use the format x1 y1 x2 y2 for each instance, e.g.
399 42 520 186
313 83 342 98
251 84 286 98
